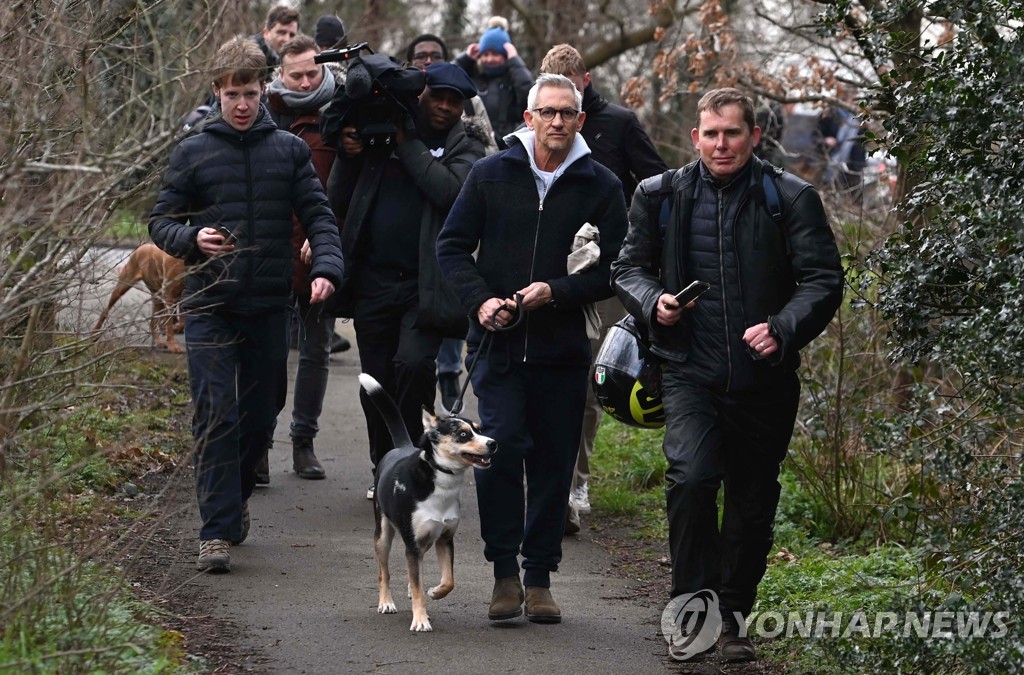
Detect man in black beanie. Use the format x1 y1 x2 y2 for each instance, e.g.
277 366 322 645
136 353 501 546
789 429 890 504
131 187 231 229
314 15 347 50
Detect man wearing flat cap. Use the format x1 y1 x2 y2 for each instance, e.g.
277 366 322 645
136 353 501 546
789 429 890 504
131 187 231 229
327 62 489 493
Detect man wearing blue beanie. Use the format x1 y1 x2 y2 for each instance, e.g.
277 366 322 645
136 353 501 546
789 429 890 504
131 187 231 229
456 22 532 149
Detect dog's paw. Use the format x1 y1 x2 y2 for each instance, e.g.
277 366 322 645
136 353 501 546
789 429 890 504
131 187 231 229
378 601 397 614
427 584 452 600
410 616 433 632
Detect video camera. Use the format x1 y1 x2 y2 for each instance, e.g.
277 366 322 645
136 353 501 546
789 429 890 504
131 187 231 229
318 44 426 149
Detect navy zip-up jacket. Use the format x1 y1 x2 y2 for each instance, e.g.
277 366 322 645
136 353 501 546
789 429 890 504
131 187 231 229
437 134 628 367
149 104 344 315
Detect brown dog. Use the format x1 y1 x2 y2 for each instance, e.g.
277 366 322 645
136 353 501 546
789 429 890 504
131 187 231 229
94 243 185 353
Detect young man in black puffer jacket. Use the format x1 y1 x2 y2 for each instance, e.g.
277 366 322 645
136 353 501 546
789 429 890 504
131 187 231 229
150 37 344 574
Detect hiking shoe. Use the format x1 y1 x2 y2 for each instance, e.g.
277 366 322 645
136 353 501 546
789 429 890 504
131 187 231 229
571 481 591 514
525 586 561 624
719 612 756 662
292 437 326 480
366 484 375 500
231 501 250 545
488 576 524 621
196 539 231 573
255 450 270 485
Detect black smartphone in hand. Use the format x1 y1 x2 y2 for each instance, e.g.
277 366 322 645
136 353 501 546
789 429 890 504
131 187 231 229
673 280 711 306
216 226 236 245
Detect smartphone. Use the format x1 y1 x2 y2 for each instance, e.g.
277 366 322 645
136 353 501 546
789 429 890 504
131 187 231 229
216 226 236 245
673 280 711 306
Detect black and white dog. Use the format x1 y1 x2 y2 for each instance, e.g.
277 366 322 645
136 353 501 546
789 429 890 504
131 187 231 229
358 374 496 632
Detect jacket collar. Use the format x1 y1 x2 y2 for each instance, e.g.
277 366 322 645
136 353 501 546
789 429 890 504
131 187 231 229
504 128 592 175
582 84 607 114
698 155 756 192
204 101 277 138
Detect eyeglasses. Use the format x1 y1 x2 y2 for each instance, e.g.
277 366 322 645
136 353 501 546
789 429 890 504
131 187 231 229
531 107 580 122
412 51 444 65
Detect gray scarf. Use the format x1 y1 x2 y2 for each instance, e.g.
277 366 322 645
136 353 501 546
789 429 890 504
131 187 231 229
267 67 336 111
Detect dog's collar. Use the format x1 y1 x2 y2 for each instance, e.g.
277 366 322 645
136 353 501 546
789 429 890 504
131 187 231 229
421 450 456 475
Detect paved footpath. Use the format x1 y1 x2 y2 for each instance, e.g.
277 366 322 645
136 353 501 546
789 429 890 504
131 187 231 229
178 324 676 674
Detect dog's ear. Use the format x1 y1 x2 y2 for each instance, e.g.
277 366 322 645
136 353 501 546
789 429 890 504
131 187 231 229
421 407 439 432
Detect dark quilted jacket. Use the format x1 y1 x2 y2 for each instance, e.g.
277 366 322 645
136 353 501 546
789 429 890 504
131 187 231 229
611 156 843 391
149 104 344 315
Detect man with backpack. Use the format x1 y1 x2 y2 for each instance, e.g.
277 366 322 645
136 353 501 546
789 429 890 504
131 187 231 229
611 88 843 662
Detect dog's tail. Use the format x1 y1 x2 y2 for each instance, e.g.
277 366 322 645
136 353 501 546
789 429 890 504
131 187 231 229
358 373 413 449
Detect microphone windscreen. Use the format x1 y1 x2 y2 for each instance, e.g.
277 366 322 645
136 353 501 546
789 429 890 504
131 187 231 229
346 63 372 99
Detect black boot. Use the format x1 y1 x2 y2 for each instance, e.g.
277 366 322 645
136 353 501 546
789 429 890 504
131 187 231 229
255 449 270 485
329 332 351 353
438 372 460 412
718 610 756 662
292 437 326 480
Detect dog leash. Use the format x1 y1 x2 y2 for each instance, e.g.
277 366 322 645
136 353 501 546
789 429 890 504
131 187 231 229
447 293 525 418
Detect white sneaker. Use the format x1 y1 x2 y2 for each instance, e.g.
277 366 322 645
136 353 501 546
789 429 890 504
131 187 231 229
366 484 375 500
571 482 591 514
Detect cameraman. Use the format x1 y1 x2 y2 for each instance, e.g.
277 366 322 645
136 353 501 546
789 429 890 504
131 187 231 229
325 62 489 498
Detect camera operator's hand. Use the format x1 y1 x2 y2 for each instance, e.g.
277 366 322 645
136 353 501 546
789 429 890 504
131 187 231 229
341 126 363 157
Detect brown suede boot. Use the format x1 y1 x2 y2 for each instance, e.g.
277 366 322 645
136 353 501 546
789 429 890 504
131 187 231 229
488 576 524 621
524 586 561 624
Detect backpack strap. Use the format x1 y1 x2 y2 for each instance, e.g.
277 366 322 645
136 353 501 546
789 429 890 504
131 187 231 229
753 161 790 254
641 169 677 236
761 170 783 227
656 169 675 235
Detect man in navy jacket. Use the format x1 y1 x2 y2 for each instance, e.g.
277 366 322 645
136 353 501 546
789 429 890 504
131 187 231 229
437 74 627 624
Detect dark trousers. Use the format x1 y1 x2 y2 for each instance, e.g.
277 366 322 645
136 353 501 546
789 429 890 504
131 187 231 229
353 267 443 467
470 354 588 588
661 366 799 616
185 310 289 541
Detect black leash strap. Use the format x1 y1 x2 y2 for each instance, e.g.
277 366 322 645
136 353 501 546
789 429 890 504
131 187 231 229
448 293 525 417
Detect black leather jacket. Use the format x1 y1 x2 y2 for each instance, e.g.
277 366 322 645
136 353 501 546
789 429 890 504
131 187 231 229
611 156 843 373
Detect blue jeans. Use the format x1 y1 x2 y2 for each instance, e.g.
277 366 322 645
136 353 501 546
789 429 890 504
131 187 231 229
436 337 464 376
185 310 289 541
290 295 335 440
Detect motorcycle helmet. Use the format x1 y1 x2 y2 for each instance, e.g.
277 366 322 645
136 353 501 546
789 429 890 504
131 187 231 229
591 315 665 429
